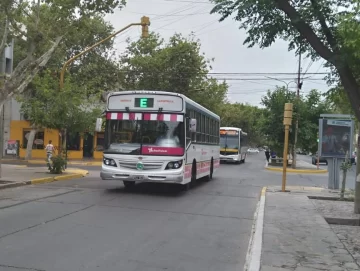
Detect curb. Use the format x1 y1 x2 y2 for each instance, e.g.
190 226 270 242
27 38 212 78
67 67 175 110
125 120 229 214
0 169 88 190
1 159 102 167
244 187 266 271
265 166 327 174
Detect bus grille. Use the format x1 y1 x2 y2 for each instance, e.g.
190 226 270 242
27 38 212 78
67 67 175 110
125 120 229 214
118 160 163 170
220 151 238 155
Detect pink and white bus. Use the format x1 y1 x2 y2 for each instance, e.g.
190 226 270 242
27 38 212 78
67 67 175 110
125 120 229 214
98 90 220 190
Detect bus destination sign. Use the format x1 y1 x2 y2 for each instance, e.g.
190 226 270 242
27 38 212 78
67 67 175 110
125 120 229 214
220 130 238 135
108 94 183 111
134 98 154 108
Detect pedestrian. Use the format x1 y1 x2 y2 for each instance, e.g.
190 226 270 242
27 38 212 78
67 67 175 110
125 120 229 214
265 148 270 162
45 140 54 170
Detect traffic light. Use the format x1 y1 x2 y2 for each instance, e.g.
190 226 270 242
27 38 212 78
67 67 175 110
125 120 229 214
317 132 319 142
141 16 150 38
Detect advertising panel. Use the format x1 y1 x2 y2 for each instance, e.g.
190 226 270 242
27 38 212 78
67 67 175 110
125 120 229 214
319 119 354 158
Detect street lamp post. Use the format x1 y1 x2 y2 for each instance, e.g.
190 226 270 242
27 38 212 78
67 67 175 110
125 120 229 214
58 17 150 158
265 76 297 92
60 16 150 89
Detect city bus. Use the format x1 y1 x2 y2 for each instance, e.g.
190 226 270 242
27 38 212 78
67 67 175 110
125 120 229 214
97 90 220 190
219 127 249 164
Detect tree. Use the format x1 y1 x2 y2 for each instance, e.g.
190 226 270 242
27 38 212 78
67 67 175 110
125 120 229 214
118 33 228 110
210 0 360 120
218 103 266 146
15 13 120 159
19 70 103 158
261 87 330 157
0 0 125 112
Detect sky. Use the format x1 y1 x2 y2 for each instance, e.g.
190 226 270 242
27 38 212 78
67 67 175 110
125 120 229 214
105 0 334 107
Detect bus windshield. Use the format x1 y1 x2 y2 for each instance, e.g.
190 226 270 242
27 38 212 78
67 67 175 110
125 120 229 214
104 117 185 156
220 134 239 149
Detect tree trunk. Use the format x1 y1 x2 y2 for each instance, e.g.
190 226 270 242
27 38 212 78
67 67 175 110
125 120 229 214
355 123 360 213
341 167 347 200
25 127 37 160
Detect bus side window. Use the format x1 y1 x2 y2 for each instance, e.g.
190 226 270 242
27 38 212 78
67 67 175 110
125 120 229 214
186 118 191 147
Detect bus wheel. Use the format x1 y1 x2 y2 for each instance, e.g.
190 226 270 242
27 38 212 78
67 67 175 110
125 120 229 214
181 182 191 191
191 161 197 187
123 181 135 189
208 158 214 181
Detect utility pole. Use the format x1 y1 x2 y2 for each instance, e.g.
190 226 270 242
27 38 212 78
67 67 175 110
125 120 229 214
292 52 302 169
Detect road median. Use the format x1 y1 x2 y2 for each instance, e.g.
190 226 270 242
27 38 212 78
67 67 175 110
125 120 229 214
265 159 328 174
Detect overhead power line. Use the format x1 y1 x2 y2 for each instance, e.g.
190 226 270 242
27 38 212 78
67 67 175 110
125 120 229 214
117 71 328 75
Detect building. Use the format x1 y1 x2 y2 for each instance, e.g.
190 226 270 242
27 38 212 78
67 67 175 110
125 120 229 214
9 121 104 160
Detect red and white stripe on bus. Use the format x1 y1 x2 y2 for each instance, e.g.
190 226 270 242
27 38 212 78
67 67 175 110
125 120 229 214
106 112 183 122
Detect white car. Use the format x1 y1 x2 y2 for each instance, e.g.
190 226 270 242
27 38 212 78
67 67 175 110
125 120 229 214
248 148 259 153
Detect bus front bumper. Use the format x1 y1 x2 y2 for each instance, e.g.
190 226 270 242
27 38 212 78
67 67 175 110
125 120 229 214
100 166 185 184
220 154 240 162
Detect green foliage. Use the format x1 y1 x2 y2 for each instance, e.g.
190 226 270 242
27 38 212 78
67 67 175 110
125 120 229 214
261 87 331 156
119 33 228 110
49 155 67 174
218 102 266 146
0 0 126 112
18 70 103 136
210 0 360 120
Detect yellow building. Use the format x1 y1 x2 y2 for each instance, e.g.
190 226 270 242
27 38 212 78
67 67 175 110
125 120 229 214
10 120 104 160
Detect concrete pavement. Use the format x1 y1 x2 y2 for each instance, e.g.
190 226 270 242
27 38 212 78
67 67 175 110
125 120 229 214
258 187 359 271
0 153 347 271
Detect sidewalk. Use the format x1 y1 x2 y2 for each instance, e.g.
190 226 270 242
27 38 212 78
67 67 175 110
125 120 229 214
0 165 88 190
265 159 328 174
247 186 360 271
1 158 102 166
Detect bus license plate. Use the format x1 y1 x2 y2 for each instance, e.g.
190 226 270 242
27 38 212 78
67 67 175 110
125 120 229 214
134 175 144 180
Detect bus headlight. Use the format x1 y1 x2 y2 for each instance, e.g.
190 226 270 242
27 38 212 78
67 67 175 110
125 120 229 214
165 160 183 170
103 157 117 167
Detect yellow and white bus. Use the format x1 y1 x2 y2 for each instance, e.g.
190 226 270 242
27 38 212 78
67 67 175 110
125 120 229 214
219 127 249 164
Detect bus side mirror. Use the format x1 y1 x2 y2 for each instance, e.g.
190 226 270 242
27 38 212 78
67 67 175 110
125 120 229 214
95 118 103 132
189 118 197 133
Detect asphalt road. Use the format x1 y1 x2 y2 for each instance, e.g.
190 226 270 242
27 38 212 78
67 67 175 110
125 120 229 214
297 154 357 190
0 153 331 271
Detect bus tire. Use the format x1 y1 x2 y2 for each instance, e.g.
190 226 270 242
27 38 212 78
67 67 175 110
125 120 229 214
181 182 191 191
123 181 135 189
207 158 214 181
191 160 197 186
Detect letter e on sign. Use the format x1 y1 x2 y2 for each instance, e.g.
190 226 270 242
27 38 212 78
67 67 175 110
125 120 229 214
140 98 147 108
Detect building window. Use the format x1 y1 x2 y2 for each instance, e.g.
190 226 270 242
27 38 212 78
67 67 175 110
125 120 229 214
95 132 104 151
67 132 81 151
22 130 44 149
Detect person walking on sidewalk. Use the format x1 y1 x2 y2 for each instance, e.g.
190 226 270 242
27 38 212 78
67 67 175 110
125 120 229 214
265 148 270 162
45 140 54 170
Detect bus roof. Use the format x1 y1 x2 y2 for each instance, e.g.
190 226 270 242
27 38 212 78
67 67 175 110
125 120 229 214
220 127 248 135
107 90 220 119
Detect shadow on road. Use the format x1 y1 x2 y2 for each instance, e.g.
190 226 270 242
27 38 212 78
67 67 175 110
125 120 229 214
104 176 211 197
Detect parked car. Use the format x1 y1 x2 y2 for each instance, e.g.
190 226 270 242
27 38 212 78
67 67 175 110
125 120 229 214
247 148 259 153
311 153 328 165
